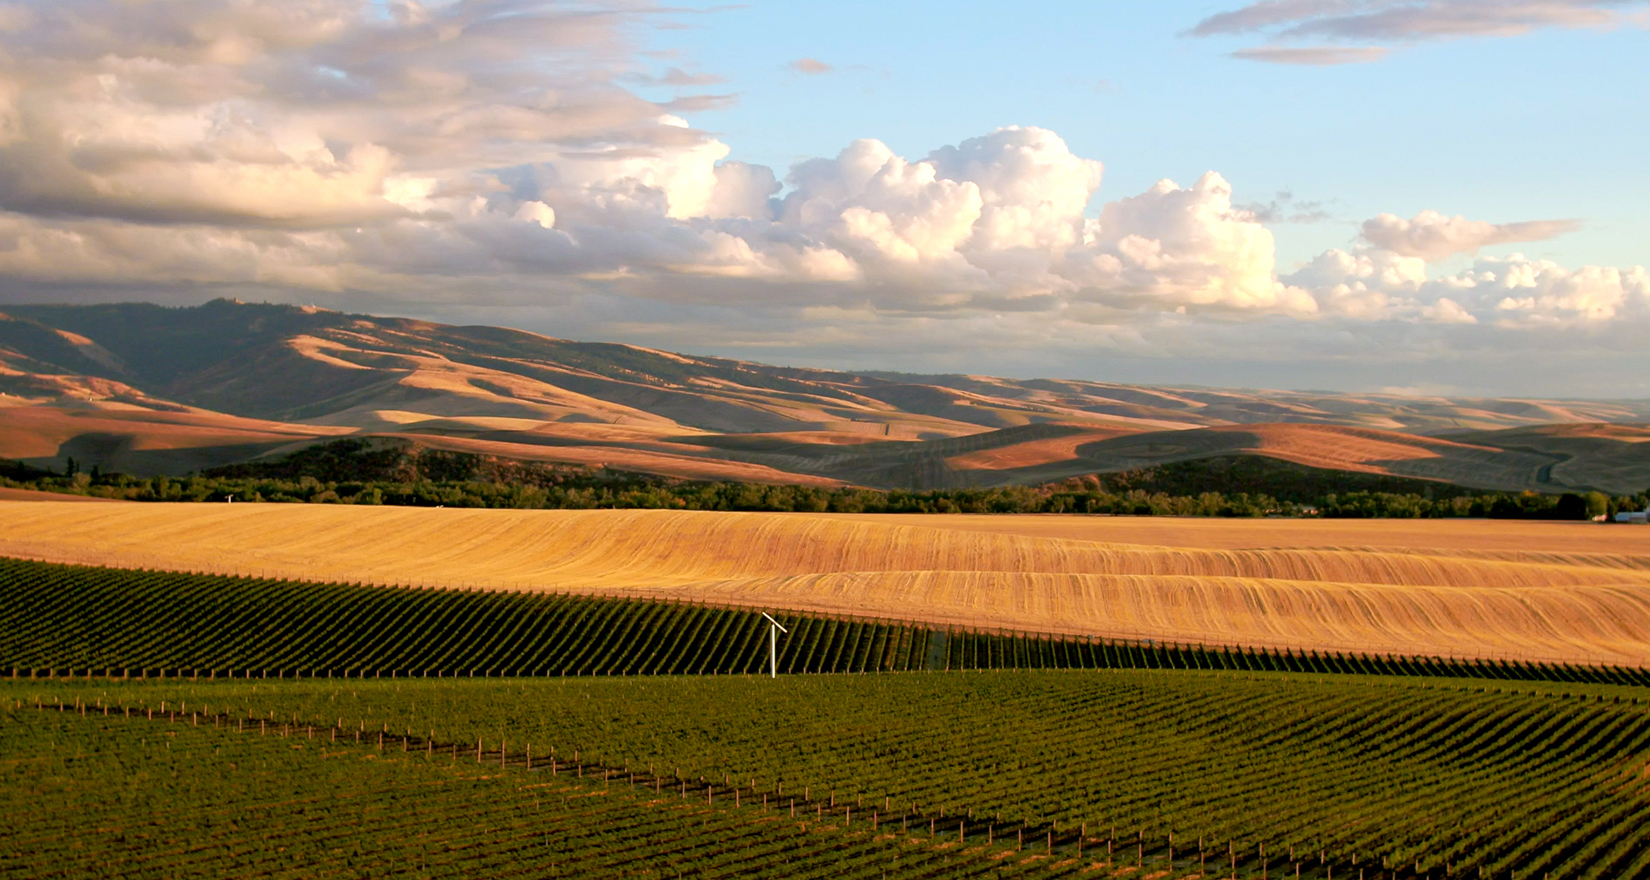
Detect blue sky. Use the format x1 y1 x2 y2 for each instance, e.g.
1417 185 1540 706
641 1 1647 273
0 0 1646 396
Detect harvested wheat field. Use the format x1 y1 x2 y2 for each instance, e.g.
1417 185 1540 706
2 501 1649 667
815 513 1650 555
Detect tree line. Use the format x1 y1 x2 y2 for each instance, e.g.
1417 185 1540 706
3 439 1645 519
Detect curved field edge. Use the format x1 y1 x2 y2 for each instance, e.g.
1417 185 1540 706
4 557 1647 687
4 503 1650 666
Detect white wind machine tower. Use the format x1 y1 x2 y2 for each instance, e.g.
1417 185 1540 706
761 612 787 678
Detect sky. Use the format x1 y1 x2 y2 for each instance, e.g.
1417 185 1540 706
0 0 1645 397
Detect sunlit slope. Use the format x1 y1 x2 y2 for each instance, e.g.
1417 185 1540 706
1057 423 1569 492
4 502 1649 666
9 300 1650 490
0 404 345 474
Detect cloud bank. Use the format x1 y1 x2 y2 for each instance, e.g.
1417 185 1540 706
0 0 1645 393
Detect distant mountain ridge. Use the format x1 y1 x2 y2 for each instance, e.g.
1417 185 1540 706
2 299 1648 493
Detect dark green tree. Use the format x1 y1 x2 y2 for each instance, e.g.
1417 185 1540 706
1554 493 1589 521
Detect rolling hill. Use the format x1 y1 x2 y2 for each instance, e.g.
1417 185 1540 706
3 299 1649 492
5 502 1649 666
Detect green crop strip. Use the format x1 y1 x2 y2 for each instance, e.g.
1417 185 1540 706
4 557 1649 686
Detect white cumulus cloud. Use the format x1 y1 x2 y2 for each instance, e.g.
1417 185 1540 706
1075 172 1317 315
1468 258 1650 326
1289 232 1647 327
0 0 1648 391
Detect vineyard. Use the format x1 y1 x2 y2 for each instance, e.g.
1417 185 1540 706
9 670 1650 879
2 705 1083 880
5 557 1649 685
9 556 1650 878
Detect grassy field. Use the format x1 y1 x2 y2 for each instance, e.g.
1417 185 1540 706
8 670 1650 879
3 502 1649 666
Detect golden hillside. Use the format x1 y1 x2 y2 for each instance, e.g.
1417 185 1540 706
3 501 1647 667
5 301 1650 492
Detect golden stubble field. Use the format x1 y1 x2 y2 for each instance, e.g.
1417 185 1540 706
3 500 1648 666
